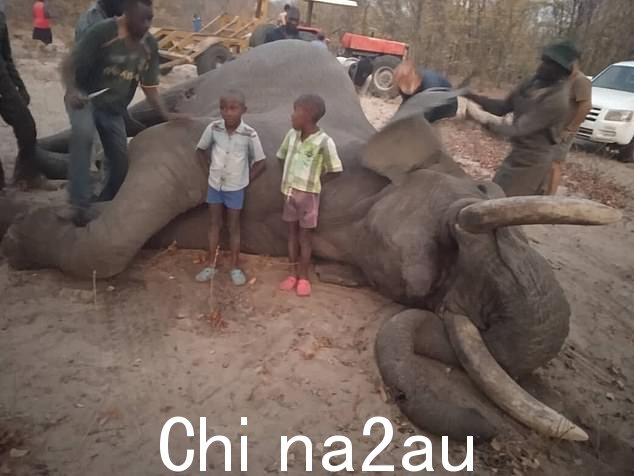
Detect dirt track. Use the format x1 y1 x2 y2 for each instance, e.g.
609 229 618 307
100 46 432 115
1 42 634 475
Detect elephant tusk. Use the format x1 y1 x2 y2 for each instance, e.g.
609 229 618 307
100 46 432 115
457 196 622 233
445 313 589 441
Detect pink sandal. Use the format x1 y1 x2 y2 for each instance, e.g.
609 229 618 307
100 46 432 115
296 279 312 297
279 275 298 291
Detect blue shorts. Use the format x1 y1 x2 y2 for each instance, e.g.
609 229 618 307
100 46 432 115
206 186 245 209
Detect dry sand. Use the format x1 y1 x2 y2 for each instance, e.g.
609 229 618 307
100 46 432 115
1 46 633 476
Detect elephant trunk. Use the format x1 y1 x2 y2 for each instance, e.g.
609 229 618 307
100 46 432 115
445 313 588 441
3 121 207 278
36 147 69 179
375 309 498 442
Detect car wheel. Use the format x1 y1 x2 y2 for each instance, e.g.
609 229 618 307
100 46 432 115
368 55 401 99
195 44 233 76
618 137 634 163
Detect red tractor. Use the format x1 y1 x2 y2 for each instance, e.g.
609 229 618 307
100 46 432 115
337 32 409 98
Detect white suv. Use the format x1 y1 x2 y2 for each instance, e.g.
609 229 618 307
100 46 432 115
577 61 634 162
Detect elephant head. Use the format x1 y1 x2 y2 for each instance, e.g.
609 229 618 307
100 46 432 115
368 117 620 442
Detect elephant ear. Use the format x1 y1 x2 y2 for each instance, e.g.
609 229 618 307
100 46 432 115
361 88 467 184
390 87 467 124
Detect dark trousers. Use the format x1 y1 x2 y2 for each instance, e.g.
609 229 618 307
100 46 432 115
0 81 38 187
66 102 128 210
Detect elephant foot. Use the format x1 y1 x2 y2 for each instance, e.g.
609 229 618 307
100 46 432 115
375 308 499 443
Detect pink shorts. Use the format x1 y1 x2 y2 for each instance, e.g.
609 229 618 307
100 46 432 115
282 189 320 229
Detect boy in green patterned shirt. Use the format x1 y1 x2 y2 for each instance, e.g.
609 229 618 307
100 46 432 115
277 94 343 297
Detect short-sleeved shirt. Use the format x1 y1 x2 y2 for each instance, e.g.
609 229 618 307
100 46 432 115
72 17 160 114
276 129 343 195
564 70 592 131
197 119 266 191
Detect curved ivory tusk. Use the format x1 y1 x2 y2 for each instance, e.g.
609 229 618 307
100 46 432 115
445 313 589 441
458 196 622 233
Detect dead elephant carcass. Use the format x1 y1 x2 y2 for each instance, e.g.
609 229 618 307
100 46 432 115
1 41 620 443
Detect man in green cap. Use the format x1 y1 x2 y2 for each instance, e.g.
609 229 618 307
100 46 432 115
465 40 577 197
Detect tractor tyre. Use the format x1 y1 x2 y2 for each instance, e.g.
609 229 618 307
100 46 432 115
195 44 233 76
369 55 402 99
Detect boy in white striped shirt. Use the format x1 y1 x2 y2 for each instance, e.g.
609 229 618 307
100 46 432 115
194 90 266 285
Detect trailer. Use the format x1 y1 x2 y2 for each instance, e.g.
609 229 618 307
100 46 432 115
152 1 271 76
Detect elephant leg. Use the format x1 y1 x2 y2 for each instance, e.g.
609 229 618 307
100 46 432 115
2 120 209 278
375 308 499 443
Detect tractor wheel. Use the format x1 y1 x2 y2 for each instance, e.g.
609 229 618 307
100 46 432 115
249 24 277 47
195 44 233 76
618 137 634 163
369 55 401 99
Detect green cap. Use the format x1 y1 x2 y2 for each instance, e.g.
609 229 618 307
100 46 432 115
542 40 580 72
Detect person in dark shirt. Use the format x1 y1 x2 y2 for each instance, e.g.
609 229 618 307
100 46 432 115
464 41 576 197
393 59 458 123
349 57 373 90
264 6 300 43
61 0 185 226
0 10 46 190
76 0 124 41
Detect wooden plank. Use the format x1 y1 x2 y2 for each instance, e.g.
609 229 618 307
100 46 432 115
233 19 258 37
212 16 239 36
157 50 190 61
200 14 222 33
156 30 182 49
159 57 190 71
176 34 196 49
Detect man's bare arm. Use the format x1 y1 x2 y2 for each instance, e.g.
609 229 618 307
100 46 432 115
60 54 89 108
142 86 190 122
60 54 76 91
465 92 514 117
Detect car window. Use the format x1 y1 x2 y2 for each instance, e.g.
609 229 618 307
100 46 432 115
592 66 634 93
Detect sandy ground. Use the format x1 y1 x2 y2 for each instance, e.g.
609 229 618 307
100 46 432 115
1 42 634 476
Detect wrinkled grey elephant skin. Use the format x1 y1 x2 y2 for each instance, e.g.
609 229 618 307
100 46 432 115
3 41 595 443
